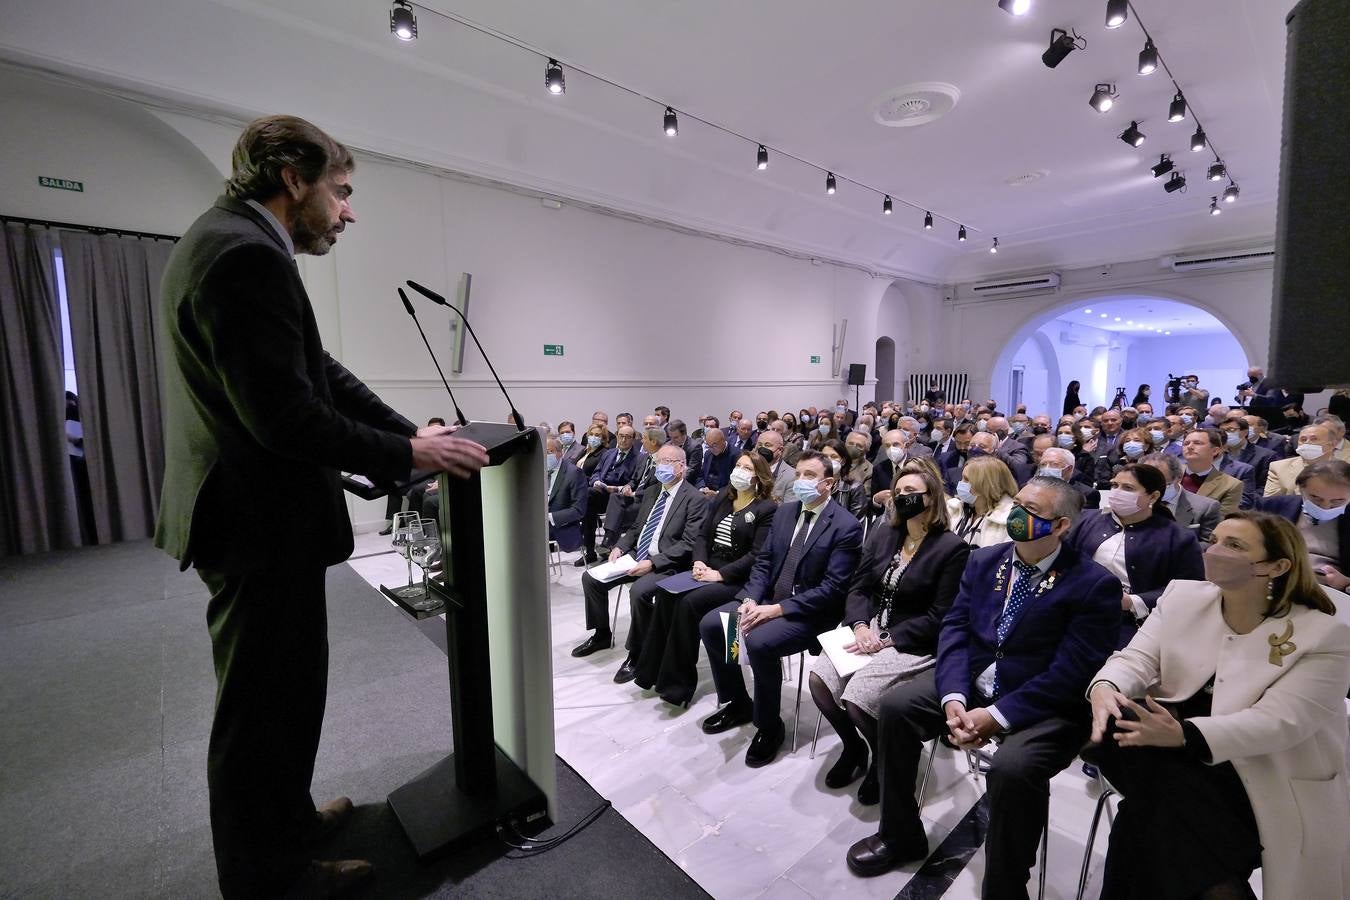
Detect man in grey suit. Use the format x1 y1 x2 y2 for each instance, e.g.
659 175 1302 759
1143 452 1220 543
755 429 797 502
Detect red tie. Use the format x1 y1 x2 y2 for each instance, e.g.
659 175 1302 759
1181 472 1203 493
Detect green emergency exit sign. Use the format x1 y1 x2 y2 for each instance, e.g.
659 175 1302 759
810 355 821 364
544 344 564 356
39 176 84 192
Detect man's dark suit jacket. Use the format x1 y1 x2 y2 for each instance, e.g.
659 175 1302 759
614 480 707 573
844 524 970 656
589 446 639 491
548 459 588 552
1218 455 1258 509
694 445 734 492
737 498 864 624
155 196 414 573
936 542 1121 731
1256 496 1347 568
694 490 778 586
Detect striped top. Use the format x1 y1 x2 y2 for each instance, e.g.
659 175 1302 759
713 512 734 551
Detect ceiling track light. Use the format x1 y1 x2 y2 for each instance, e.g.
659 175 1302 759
1207 161 1227 182
1168 92 1187 122
1210 197 1222 216
1164 171 1187 193
390 0 417 41
923 211 933 230
1105 0 1129 28
1089 83 1118 113
1223 182 1240 203
1138 40 1158 75
883 195 893 215
825 172 837 195
1150 154 1174 178
998 0 1031 14
663 106 678 137
958 225 967 242
545 58 565 95
1120 121 1146 147
990 237 1000 254
1042 28 1081 69
756 144 768 170
1190 127 1207 152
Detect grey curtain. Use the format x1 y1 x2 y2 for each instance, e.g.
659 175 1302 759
60 231 175 545
0 223 80 555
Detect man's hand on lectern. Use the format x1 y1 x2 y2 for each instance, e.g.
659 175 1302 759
410 429 489 479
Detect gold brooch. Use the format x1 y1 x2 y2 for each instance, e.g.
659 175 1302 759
1267 621 1296 666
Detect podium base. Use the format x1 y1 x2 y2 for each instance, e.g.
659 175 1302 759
388 748 550 861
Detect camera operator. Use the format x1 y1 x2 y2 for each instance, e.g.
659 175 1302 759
1177 374 1209 416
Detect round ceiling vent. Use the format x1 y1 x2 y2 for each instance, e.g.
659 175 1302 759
872 82 960 128
1005 170 1049 187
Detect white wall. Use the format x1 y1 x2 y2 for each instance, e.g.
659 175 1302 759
1125 333 1248 408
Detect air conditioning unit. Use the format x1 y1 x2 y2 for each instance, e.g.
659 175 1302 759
971 272 1061 298
1162 245 1275 273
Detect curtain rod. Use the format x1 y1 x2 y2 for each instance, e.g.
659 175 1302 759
0 213 179 242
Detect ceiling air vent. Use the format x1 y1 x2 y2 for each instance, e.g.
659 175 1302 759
971 272 1061 298
1162 245 1275 273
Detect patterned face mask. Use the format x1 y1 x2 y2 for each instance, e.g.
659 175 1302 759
1006 504 1057 542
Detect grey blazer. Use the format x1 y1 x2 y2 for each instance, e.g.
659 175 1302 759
1170 490 1221 544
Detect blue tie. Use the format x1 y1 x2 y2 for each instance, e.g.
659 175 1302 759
634 490 670 561
993 559 1042 697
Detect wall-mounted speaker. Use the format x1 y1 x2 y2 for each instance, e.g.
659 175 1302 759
847 364 867 386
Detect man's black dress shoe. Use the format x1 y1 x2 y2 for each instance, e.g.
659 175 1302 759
571 632 613 657
378 525 392 536
846 832 929 877
572 552 598 568
824 746 867 789
659 692 692 709
744 720 786 768
700 702 753 734
613 658 638 683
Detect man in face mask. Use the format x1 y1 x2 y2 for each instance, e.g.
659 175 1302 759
755 429 796 502
694 427 733 497
1218 417 1273 506
1265 422 1338 497
545 435 588 553
1142 452 1219 544
1180 429 1244 516
1254 460 1350 590
848 477 1119 884
844 429 873 491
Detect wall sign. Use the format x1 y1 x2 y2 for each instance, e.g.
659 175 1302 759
810 355 821 364
39 176 84 193
544 344 564 356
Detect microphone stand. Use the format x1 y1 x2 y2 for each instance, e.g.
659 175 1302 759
397 288 468 426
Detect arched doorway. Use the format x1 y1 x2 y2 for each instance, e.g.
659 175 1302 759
875 337 896 403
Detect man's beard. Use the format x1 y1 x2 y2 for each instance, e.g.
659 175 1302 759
292 192 338 255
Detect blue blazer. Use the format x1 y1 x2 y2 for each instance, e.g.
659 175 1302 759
738 498 863 624
547 459 587 552
694 445 734 492
1235 442 1277 496
590 446 639 490
1218 455 1258 509
1064 508 1205 646
936 542 1121 731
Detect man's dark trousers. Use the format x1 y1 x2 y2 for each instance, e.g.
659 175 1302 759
699 608 820 730
199 565 329 898
581 569 666 645
876 670 1089 900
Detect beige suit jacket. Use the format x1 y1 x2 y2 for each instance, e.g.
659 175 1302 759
1264 455 1305 497
1093 581 1350 900
1195 469 1243 516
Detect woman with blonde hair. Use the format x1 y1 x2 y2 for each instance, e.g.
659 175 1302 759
1087 511 1350 900
947 455 1018 547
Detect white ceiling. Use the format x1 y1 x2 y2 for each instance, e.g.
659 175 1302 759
1052 296 1228 336
0 0 1296 282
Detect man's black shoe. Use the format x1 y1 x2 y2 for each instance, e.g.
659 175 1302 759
571 632 613 657
572 552 598 568
378 525 393 536
846 832 929 877
613 658 638 683
700 702 753 734
744 719 786 768
824 745 867 789
857 766 880 806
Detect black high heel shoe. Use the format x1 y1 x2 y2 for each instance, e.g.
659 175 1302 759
857 765 880 806
659 692 693 709
824 746 868 789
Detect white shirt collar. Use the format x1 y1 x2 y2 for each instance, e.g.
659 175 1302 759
245 199 295 258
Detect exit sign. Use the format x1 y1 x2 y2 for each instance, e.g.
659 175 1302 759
810 355 821 364
543 344 564 356
38 176 83 193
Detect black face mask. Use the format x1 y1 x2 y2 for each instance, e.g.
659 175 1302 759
756 446 775 465
756 420 768 430
1032 425 1049 435
893 491 928 520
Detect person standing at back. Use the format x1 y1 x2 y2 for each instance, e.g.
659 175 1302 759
155 115 489 898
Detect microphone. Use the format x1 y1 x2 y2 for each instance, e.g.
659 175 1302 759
397 287 468 427
406 279 526 431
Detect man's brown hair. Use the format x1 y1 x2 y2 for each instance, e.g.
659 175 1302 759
225 115 354 202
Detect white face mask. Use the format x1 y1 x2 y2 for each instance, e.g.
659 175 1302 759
1163 482 1180 504
886 446 905 464
729 468 754 492
1303 499 1348 523
1296 444 1326 461
1080 428 1096 440
828 458 841 474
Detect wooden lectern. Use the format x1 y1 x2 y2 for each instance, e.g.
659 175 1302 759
385 421 557 859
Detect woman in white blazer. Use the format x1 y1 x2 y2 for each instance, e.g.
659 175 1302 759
1086 511 1350 900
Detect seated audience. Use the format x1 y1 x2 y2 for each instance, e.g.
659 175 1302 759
1181 428 1244 517
810 460 970 804
1255 459 1350 591
633 451 778 705
728 416 757 455
1038 445 1099 509
1248 416 1290 459
667 419 703 479
1086 512 1350 900
589 410 616 449
545 435 588 552
697 451 864 767
1219 415 1276 499
558 420 582 463
1265 422 1337 496
937 422 977 492
844 429 874 505
598 427 664 550
755 429 797 501
947 455 1018 548
1143 451 1221 544
1117 427 1150 464
808 413 839 451
694 427 733 496
1065 463 1204 648
576 422 609 479
573 444 708 662
821 438 867 520
847 477 1120 888
574 424 639 565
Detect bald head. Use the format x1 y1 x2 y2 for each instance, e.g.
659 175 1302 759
704 427 727 455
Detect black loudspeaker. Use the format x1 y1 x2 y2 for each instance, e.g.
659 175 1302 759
847 364 867 386
1268 0 1350 389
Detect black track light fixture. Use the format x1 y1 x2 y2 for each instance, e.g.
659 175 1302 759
1164 171 1187 193
1151 154 1174 178
923 211 933 230
756 144 768 170
1210 197 1222 216
1190 127 1207 152
1120 121 1146 148
825 172 837 195
545 58 565 95
1042 29 1079 69
1168 92 1187 122
1207 161 1226 182
1105 0 1129 29
1089 83 1118 113
998 0 1031 14
958 225 967 242
990 237 1000 254
883 195 893 215
1138 40 1158 75
1222 182 1240 203
663 107 678 137
390 1 417 41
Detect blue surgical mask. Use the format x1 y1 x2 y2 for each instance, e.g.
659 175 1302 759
793 478 821 505
1123 441 1146 458
545 453 561 472
654 463 678 484
1149 429 1166 444
559 432 575 447
1225 432 1240 447
1180 415 1194 426
1056 433 1075 448
817 423 831 436
1011 422 1027 434
1303 499 1347 523
587 435 601 449
1036 466 1065 481
956 480 976 506
1163 482 1180 504
1247 428 1259 443
976 420 988 432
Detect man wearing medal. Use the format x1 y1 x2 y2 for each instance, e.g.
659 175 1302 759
847 476 1121 899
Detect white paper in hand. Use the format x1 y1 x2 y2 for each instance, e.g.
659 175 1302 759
588 554 638 582
817 625 873 678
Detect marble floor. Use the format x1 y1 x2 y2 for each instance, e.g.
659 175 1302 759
345 530 1258 900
